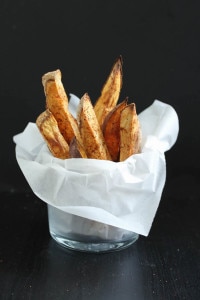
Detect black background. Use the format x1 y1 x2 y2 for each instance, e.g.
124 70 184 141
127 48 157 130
1 0 200 191
1 1 200 299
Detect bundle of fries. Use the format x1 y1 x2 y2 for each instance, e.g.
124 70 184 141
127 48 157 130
36 57 142 162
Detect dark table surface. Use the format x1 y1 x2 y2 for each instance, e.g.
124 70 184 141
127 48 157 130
1 1 200 299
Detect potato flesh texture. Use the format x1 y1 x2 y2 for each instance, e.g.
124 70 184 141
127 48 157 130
45 80 79 145
79 94 111 160
119 104 140 162
42 70 81 146
94 57 122 127
36 110 69 159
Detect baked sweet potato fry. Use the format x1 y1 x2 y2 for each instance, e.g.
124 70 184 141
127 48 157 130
36 57 142 162
94 56 123 127
42 70 82 146
36 109 69 159
119 103 141 162
78 93 111 160
102 98 128 161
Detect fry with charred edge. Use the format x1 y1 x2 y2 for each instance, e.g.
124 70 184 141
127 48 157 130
42 69 82 146
94 56 123 127
102 98 128 161
69 137 88 158
78 93 112 160
36 109 70 159
119 103 141 162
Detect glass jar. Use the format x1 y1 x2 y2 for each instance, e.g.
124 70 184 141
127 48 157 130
47 204 139 253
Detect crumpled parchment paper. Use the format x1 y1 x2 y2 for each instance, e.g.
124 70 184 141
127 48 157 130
13 96 179 236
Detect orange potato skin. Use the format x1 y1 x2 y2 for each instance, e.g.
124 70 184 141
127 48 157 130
102 99 128 161
69 137 87 158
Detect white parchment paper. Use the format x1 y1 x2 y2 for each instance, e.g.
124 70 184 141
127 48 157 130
13 96 179 236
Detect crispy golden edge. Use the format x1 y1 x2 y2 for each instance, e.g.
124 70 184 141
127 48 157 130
36 109 70 159
119 103 141 162
94 56 123 127
78 93 112 160
42 70 83 147
102 98 128 161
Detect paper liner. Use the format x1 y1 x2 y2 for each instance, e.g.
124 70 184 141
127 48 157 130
13 97 179 236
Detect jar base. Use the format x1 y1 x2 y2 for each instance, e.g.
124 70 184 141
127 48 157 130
50 231 139 253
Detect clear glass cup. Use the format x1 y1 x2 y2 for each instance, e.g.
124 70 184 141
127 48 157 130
47 204 139 253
